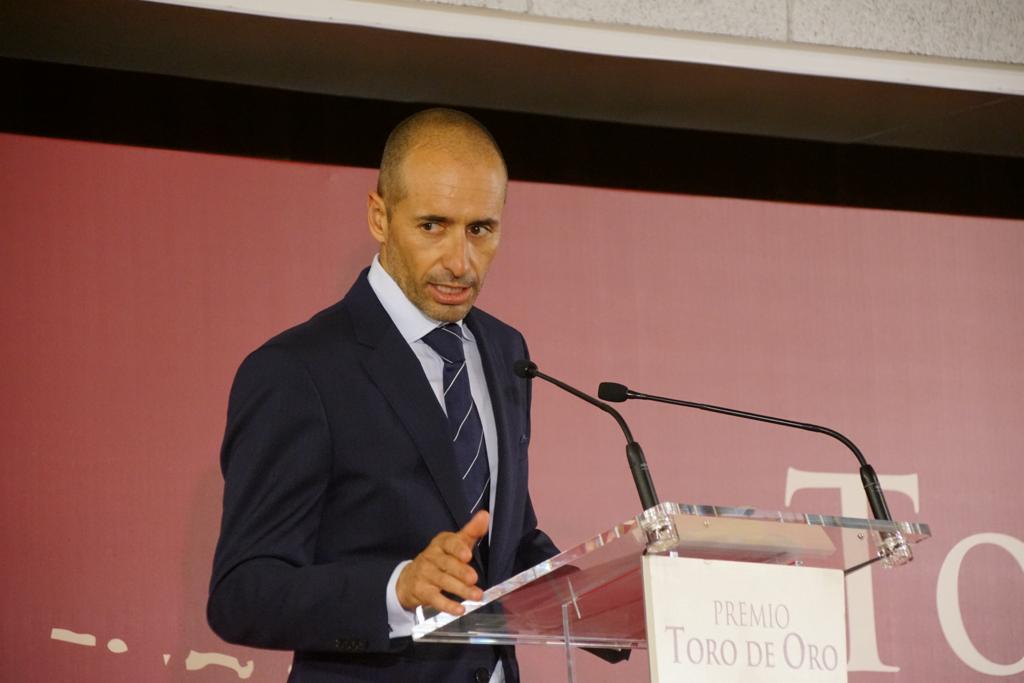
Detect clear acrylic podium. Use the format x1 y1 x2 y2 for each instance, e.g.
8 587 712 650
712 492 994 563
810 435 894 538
412 501 931 681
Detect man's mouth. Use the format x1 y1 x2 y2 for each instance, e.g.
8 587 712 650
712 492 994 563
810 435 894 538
427 282 474 305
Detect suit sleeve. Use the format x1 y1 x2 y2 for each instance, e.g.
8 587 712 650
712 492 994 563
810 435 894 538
207 345 401 654
513 494 560 574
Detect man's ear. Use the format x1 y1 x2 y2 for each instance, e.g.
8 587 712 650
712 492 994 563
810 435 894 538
367 191 388 245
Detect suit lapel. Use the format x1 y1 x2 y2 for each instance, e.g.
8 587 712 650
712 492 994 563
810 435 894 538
466 311 521 581
347 272 471 531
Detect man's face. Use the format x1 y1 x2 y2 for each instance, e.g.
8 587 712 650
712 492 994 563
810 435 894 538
368 144 506 322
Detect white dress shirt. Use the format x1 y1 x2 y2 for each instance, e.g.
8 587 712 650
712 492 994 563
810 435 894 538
367 256 504 683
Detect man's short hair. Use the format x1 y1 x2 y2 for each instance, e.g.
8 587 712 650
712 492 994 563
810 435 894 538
376 108 507 207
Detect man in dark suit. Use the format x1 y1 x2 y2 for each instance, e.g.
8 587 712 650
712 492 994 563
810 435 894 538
207 108 559 682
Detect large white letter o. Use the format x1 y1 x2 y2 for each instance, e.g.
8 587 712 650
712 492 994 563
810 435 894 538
936 533 1024 676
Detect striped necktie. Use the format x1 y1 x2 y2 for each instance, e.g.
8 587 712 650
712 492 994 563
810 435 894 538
421 323 491 516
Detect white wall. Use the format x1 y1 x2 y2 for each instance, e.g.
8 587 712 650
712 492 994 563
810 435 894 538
418 0 1024 65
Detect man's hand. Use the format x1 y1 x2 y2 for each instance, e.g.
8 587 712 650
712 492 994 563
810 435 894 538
396 510 489 616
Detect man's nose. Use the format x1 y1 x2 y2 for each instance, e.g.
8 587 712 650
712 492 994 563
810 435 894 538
441 228 469 278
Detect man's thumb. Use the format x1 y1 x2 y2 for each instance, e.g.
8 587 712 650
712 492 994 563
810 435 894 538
460 510 489 540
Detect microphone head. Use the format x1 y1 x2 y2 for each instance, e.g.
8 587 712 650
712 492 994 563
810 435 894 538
513 359 538 378
597 382 630 402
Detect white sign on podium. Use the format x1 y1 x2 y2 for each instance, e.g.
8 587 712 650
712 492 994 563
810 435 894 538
643 555 847 682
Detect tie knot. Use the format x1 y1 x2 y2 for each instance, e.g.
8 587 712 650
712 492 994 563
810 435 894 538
422 323 467 364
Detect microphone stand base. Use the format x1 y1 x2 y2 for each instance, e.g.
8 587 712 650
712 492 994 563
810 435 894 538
639 505 679 553
878 531 914 568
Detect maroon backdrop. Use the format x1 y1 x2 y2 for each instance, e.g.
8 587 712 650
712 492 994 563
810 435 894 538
2 133 1021 681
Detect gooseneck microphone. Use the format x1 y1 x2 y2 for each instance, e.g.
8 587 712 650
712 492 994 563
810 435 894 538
597 382 894 523
513 360 660 511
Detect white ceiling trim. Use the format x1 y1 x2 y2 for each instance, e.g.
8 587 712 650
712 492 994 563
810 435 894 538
148 0 1024 96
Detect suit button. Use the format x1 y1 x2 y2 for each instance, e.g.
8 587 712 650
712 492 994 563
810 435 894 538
473 667 490 683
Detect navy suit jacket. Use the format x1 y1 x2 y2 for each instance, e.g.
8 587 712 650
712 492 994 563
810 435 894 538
208 270 558 682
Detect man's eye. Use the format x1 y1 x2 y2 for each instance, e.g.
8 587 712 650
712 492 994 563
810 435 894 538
469 224 490 236
421 222 439 231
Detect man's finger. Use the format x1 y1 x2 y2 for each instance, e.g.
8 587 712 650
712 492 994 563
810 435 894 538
422 588 466 617
439 531 475 563
408 578 449 612
435 571 484 602
457 510 489 543
416 556 475 591
434 553 478 586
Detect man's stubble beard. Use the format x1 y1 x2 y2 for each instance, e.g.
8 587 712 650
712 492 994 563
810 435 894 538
381 244 479 323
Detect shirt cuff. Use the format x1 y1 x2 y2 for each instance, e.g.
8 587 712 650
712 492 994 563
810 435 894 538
386 560 416 638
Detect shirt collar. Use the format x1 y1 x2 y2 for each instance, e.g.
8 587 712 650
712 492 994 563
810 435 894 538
367 254 474 344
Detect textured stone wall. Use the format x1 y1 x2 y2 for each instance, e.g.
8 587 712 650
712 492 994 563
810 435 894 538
418 0 1024 64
